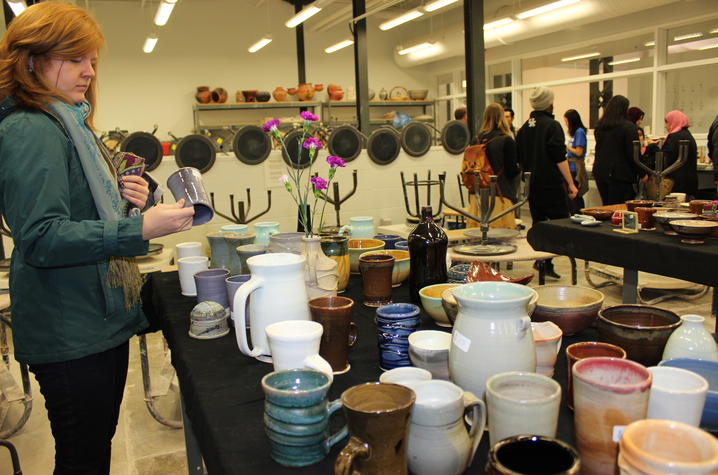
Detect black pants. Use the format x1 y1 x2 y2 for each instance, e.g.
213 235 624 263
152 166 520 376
29 341 129 475
595 177 636 205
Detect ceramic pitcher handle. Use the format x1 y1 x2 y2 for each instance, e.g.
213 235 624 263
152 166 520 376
463 391 486 468
304 354 334 382
232 276 264 357
517 316 532 339
334 436 370 475
338 225 351 235
324 398 348 450
348 322 358 348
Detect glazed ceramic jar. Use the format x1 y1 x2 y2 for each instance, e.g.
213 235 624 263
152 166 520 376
301 235 339 300
662 314 718 362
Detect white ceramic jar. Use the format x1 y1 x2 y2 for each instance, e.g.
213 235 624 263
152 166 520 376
662 314 718 362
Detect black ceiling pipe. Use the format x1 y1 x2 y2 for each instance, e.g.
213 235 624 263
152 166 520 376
463 0 486 140
352 0 370 134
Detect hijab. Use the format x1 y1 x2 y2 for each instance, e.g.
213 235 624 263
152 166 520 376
665 110 690 135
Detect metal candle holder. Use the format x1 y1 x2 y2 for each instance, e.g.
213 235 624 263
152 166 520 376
401 171 445 219
632 139 688 201
316 169 359 227
210 189 272 225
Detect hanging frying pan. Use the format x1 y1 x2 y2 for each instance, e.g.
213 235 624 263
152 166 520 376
174 134 216 173
440 120 470 155
232 125 271 165
120 128 163 171
400 121 432 157
327 125 363 162
367 127 401 165
281 128 316 169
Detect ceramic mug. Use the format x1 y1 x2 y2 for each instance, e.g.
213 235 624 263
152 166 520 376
177 256 209 297
223 233 255 275
408 330 451 380
166 167 213 225
335 382 415 475
235 244 266 275
265 320 333 380
531 321 562 377
565 341 626 409
308 296 358 374
220 224 248 234
375 303 421 371
267 232 304 254
254 221 280 247
339 216 376 239
359 254 394 307
487 435 581 474
379 367 432 386
485 371 562 446
647 365 708 426
176 241 203 261
225 274 251 314
194 268 230 308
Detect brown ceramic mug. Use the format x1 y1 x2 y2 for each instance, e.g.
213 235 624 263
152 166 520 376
334 382 415 475
635 207 658 230
308 296 358 374
689 200 711 215
565 341 626 409
358 254 395 307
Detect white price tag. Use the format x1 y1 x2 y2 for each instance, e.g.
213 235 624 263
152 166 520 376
612 425 626 442
452 330 471 353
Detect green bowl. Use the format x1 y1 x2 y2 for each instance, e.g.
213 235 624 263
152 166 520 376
419 283 462 327
348 239 385 273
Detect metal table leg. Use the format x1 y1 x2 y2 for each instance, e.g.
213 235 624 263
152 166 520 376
623 268 638 304
712 287 717 334
180 392 205 475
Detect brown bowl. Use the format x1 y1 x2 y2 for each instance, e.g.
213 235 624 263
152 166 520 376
582 208 614 220
242 90 258 102
625 200 654 212
596 304 681 366
532 285 604 335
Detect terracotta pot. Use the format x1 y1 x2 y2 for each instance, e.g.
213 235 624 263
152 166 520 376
287 87 298 95
210 87 228 103
272 87 288 102
314 84 324 92
235 90 245 102
195 86 211 104
328 84 342 95
329 90 344 101
296 83 315 101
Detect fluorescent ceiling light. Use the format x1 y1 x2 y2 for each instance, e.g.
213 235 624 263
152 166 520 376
325 39 354 53
154 0 177 26
398 42 434 55
248 37 272 53
517 0 580 20
673 32 703 42
6 0 25 16
710 28 718 34
286 5 321 28
644 41 655 47
424 0 458 13
698 43 718 51
143 35 158 54
379 9 423 31
608 57 641 66
561 51 600 62
484 18 514 30
462 80 466 88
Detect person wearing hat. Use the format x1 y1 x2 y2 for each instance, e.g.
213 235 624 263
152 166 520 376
516 86 578 280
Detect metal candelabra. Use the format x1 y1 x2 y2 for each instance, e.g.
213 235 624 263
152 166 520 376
210 188 272 225
400 171 445 219
632 139 688 201
316 169 359 227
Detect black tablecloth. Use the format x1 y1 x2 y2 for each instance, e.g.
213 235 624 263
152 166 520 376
153 271 588 475
527 219 718 287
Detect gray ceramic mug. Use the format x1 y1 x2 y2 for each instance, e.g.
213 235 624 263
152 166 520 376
166 167 214 225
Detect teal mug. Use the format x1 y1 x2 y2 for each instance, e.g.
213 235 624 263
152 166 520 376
254 221 280 247
339 216 376 239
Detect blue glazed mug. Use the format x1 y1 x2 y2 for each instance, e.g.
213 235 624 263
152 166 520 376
375 303 421 371
339 216 376 239
374 234 402 250
262 369 348 467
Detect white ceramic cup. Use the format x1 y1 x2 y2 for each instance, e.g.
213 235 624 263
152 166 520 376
531 321 563 377
176 241 203 261
485 371 561 446
265 320 333 380
408 330 451 380
177 256 209 296
379 367 432 387
647 366 708 426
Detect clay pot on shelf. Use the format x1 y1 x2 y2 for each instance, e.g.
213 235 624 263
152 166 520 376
379 87 388 100
195 86 211 104
242 90 258 102
315 84 324 92
296 83 315 101
272 87 288 102
256 91 271 102
235 90 245 102
210 87 228 103
287 87 298 95
329 87 344 101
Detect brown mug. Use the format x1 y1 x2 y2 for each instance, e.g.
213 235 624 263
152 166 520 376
334 382 415 475
635 207 658 230
565 341 626 409
309 296 358 374
359 254 395 307
689 200 711 215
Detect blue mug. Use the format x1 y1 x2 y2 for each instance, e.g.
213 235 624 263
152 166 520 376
375 303 421 371
395 240 409 251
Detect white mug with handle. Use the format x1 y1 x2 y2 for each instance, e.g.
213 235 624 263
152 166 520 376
265 320 334 381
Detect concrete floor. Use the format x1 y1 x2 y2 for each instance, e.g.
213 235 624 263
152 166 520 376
0 244 714 474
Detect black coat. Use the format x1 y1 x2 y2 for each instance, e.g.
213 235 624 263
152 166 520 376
594 119 642 184
662 127 698 196
478 129 520 203
516 110 566 193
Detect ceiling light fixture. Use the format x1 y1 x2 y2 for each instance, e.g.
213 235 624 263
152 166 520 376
698 43 718 51
710 28 718 34
286 5 321 28
325 39 354 53
248 36 272 53
484 18 514 30
424 0 458 13
608 57 641 66
673 32 703 42
644 41 655 47
154 0 177 26
517 0 580 20
6 0 25 16
561 51 600 62
143 35 158 54
398 42 434 55
379 9 423 31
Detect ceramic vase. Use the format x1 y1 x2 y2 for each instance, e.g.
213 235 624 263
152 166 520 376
272 87 288 102
195 86 211 104
662 314 718 362
320 236 350 293
301 235 339 300
206 231 232 270
408 206 447 304
225 233 255 275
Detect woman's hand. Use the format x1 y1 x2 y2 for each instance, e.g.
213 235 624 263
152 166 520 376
141 200 195 240
567 182 579 199
121 175 150 208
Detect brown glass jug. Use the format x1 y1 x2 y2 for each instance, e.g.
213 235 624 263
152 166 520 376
408 206 448 303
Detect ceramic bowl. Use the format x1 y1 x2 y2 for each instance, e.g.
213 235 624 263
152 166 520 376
465 261 533 285
408 330 451 379
625 199 654 212
659 359 718 431
447 263 471 283
582 208 614 220
419 283 463 327
409 89 429 100
669 219 718 244
654 211 697 235
348 238 385 273
441 286 460 325
379 366 432 386
359 249 409 286
597 305 682 366
531 285 604 335
395 240 409 251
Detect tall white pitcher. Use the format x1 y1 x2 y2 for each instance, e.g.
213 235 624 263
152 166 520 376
232 253 310 361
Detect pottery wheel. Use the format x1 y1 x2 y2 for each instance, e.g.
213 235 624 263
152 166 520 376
453 243 517 256
463 228 520 241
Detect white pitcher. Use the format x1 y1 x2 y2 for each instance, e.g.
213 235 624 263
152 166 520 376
232 253 310 362
406 380 485 475
449 282 536 399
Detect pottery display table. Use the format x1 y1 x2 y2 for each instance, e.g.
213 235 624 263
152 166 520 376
136 247 174 274
151 272 591 475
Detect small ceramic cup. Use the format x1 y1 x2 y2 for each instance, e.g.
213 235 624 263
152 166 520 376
225 274 251 314
408 330 451 380
359 254 394 307
339 216 376 239
166 167 213 225
308 296 358 375
176 241 203 261
236 244 266 275
375 303 421 370
265 320 333 380
220 224 248 234
379 367 432 387
565 341 627 409
487 435 580 475
177 256 209 297
531 321 562 377
194 268 231 308
647 365 708 426
254 221 280 247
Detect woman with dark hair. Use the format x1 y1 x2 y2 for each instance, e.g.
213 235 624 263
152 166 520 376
593 95 645 204
661 110 698 198
563 109 588 214
628 106 645 127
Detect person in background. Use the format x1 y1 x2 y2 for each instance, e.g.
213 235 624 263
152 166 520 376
628 106 645 127
593 95 645 205
454 106 467 124
516 87 578 279
504 107 516 137
0 3 194 473
662 110 698 199
563 109 589 214
708 114 718 187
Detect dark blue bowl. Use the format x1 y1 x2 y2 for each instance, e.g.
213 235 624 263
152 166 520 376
395 240 409 251
659 358 718 431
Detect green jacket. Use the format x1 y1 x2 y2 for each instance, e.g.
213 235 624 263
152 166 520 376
0 99 148 364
